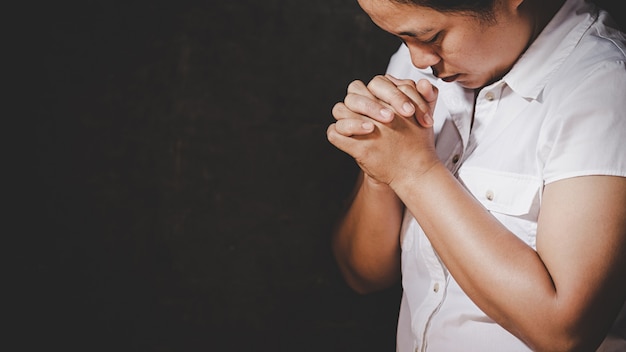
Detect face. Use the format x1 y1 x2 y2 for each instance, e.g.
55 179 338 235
358 0 534 89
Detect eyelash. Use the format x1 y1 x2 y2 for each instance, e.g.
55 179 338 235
425 33 440 44
400 32 441 46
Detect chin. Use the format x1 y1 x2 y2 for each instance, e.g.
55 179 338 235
457 80 480 89
457 77 487 90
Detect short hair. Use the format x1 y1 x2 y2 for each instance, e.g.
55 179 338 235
390 0 498 23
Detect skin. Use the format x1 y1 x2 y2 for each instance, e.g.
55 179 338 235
364 0 533 89
327 0 626 350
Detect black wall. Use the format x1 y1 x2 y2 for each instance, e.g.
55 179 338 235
17 1 401 351
15 1 623 351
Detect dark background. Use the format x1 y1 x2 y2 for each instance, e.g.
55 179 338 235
16 1 401 351
14 1 623 351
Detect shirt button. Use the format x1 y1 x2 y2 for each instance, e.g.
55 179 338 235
485 190 494 201
452 154 460 164
485 92 495 101
433 283 440 293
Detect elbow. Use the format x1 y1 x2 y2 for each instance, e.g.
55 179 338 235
521 322 606 352
344 273 394 295
337 261 399 295
332 236 401 295
333 249 400 294
528 337 601 352
346 281 378 295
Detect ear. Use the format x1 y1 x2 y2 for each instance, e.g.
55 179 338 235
492 0 526 17
497 0 525 12
508 0 526 11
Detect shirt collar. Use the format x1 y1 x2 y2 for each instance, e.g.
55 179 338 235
503 0 597 100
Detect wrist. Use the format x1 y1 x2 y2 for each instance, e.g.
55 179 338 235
389 157 443 195
363 173 394 192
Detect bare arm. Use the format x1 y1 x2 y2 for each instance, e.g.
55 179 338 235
331 171 404 294
329 76 626 350
394 164 626 351
328 75 435 293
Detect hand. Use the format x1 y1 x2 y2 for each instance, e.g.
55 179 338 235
330 75 437 137
384 74 437 129
327 76 440 186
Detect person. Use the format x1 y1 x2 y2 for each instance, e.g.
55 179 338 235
326 0 626 350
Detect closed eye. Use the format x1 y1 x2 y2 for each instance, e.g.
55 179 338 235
424 32 441 44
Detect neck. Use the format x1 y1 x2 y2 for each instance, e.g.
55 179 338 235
528 0 566 41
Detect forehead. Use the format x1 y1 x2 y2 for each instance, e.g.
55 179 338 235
356 0 452 36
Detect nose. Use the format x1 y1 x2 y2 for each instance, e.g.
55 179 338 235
407 44 441 70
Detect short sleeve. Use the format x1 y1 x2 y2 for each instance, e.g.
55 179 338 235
540 60 626 183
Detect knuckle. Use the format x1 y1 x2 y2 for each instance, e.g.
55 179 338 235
332 102 345 117
364 99 381 114
343 94 357 110
326 125 337 141
348 94 379 115
397 84 416 97
367 74 387 89
345 93 373 113
347 79 364 92
399 78 417 87
389 87 407 103
396 85 409 94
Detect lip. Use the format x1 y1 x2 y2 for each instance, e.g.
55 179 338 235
441 74 460 83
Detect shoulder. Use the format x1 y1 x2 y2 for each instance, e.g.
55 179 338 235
538 57 626 183
550 10 626 96
537 21 626 182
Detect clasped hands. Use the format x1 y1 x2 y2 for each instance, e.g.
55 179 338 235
327 74 441 187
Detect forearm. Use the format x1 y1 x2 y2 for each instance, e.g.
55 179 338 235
390 163 575 350
333 171 404 294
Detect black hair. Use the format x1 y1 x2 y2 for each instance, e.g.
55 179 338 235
391 0 498 23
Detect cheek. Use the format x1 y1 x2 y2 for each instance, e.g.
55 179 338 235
441 38 485 69
453 35 506 69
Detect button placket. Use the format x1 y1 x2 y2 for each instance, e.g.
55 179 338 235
414 233 448 352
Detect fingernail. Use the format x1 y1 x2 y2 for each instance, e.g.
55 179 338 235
362 121 374 130
380 108 393 120
424 113 433 126
403 102 415 115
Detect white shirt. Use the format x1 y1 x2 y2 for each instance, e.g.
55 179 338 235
385 0 626 351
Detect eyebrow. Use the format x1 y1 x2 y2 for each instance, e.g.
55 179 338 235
398 28 434 38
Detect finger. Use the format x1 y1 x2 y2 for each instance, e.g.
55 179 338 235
326 123 342 147
332 101 374 121
346 79 375 98
334 118 375 136
387 75 437 127
333 101 391 125
327 123 357 152
343 93 395 123
391 84 434 127
332 102 350 121
331 102 377 136
385 74 417 88
414 79 438 127
367 75 416 118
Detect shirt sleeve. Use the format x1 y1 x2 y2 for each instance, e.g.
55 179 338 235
540 60 626 183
